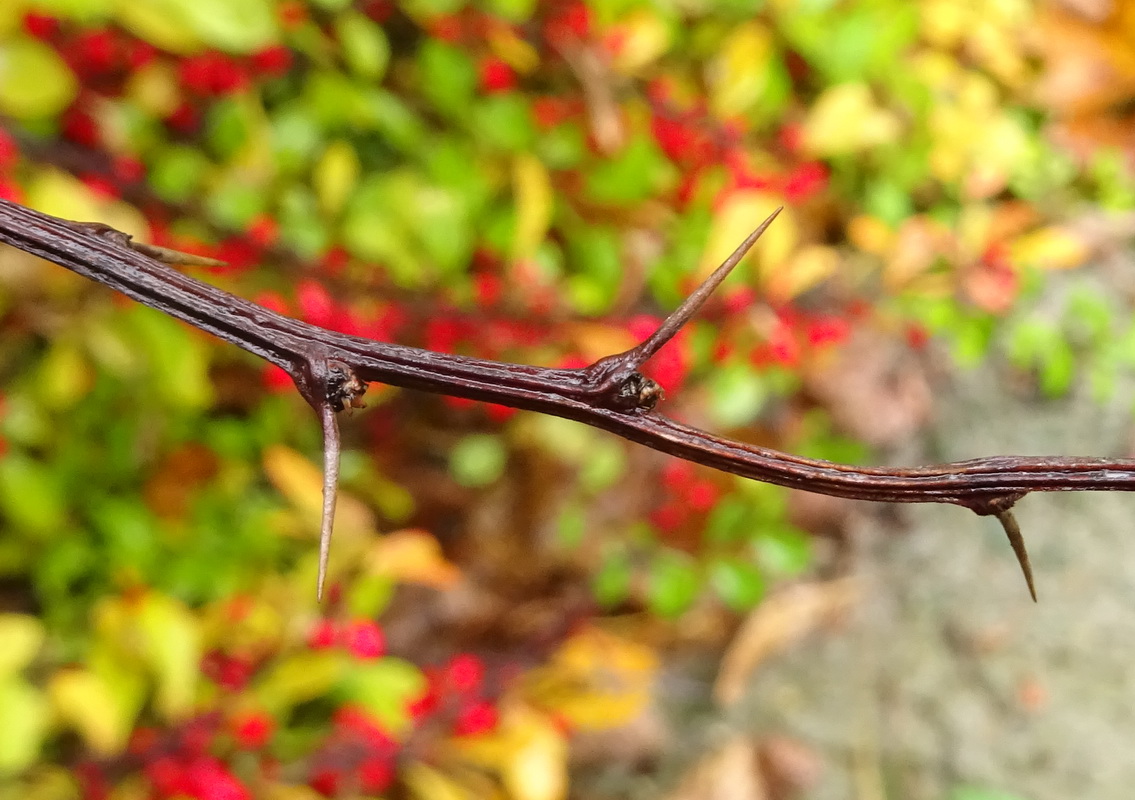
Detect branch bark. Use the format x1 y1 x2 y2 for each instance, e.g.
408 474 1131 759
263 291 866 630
0 198 1116 600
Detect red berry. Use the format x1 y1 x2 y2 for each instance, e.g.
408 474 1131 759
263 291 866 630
146 755 192 798
310 767 341 797
453 700 499 736
73 29 119 74
307 618 338 650
783 162 829 203
186 758 250 800
545 2 591 43
687 479 720 513
661 461 694 492
126 40 158 70
112 156 145 184
479 57 516 93
250 45 293 77
232 710 275 749
61 107 100 148
22 12 59 40
217 656 253 691
165 102 201 134
804 316 849 349
296 279 336 328
445 653 484 695
246 215 277 247
359 755 395 793
344 619 385 660
0 130 18 173
649 500 688 533
428 15 464 43
0 178 23 204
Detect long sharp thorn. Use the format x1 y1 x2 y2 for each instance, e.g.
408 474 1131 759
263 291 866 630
995 509 1037 602
624 207 782 367
317 402 341 601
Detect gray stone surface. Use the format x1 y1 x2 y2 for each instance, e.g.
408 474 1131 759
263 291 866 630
733 361 1135 800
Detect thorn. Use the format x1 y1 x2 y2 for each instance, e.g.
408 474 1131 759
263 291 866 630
995 509 1037 602
130 242 229 268
317 402 342 602
621 207 782 368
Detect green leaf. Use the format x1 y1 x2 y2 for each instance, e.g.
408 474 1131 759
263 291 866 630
593 549 631 608
755 527 812 577
418 40 477 115
584 135 672 206
647 551 700 618
556 505 586 548
449 434 507 488
0 38 78 119
484 0 536 22
336 10 390 80
147 144 211 203
0 455 67 538
710 558 765 610
949 787 1029 800
472 94 536 152
708 362 766 428
341 658 426 734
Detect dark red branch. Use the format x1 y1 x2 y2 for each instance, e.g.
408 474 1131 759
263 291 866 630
0 198 1114 600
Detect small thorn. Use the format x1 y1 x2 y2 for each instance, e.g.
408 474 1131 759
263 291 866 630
621 207 782 368
317 402 342 602
131 242 229 268
995 509 1036 602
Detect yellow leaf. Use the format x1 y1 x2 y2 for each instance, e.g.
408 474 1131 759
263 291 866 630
609 10 672 75
0 615 44 677
501 709 568 800
802 83 901 156
489 28 539 73
314 140 360 217
0 39 78 120
524 628 657 730
698 191 797 279
511 154 553 264
125 62 182 118
50 669 132 755
846 215 895 257
404 764 474 800
707 21 775 117
1010 227 1090 270
762 244 839 303
366 529 460 588
262 445 375 535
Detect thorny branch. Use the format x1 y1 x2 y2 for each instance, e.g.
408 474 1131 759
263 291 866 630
6 200 1123 601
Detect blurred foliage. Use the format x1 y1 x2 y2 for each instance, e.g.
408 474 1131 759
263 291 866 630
0 0 1132 796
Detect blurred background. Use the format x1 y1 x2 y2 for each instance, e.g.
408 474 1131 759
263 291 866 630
0 0 1134 798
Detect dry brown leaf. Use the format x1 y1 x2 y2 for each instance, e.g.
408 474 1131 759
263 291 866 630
714 579 858 707
803 327 933 449
663 738 767 800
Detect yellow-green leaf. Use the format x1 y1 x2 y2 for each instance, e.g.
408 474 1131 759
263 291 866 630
0 615 44 677
0 39 78 119
254 651 346 714
136 594 200 720
0 678 49 775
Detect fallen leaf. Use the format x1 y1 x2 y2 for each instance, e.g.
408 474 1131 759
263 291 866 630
715 579 858 707
365 528 460 588
664 738 766 800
